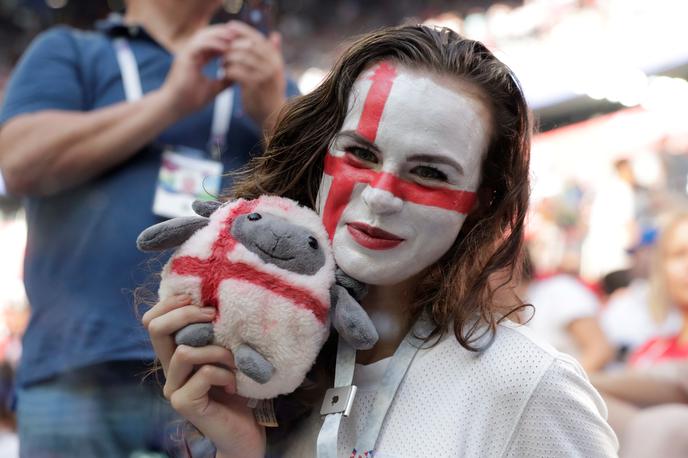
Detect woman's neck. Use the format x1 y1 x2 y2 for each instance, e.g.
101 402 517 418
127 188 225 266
355 276 419 365
124 0 220 51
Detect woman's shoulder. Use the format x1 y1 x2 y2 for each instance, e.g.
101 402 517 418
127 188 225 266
493 319 582 366
408 320 592 408
394 321 618 456
425 319 585 379
412 320 610 419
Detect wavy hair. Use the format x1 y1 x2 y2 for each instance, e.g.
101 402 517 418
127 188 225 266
230 24 532 351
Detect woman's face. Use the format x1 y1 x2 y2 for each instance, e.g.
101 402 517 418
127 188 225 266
664 218 688 310
316 62 492 285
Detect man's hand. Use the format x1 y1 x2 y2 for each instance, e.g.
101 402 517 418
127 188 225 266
221 21 287 131
160 25 235 117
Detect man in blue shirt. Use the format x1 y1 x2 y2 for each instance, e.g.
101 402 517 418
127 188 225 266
0 0 297 455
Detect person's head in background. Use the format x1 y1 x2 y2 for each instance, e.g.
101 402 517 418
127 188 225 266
627 226 658 280
649 212 688 325
614 157 637 187
232 25 531 348
600 269 632 300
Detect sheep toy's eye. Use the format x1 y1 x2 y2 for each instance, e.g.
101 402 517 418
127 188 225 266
247 213 262 221
308 236 318 249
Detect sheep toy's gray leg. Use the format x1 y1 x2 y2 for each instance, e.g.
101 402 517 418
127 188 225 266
235 344 275 384
332 284 379 350
335 267 368 302
174 323 214 347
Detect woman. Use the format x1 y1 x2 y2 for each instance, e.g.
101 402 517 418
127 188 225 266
592 212 688 457
142 25 618 457
627 213 688 368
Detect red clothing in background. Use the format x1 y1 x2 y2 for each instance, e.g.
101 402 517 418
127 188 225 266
629 335 688 368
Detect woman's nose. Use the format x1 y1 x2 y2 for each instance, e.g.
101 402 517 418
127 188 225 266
361 185 403 215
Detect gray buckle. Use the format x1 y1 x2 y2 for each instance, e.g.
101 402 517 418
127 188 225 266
320 385 357 417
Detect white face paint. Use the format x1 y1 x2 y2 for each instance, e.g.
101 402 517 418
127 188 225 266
317 63 491 285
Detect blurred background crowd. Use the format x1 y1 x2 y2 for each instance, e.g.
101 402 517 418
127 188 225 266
1 0 688 456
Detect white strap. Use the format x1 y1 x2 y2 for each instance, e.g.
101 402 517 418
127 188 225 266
316 335 356 457
316 412 344 458
335 334 357 388
113 38 143 101
113 37 233 158
356 319 432 454
316 317 434 458
209 87 234 160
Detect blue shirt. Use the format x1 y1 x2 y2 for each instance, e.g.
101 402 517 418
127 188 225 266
0 19 298 387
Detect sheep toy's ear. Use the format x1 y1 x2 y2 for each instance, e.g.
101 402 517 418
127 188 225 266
192 200 223 217
136 216 210 252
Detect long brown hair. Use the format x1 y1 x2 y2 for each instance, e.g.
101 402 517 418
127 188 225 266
231 24 531 351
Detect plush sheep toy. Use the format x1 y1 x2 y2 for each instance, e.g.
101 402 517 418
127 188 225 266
137 196 378 399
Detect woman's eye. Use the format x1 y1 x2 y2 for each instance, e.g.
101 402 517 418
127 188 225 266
411 165 448 182
347 147 378 164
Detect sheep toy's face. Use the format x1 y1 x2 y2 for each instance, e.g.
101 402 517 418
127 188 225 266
231 211 326 276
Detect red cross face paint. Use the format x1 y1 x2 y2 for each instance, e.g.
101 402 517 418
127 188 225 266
317 62 491 285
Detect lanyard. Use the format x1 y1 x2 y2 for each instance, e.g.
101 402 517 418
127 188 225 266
316 316 435 457
112 37 234 161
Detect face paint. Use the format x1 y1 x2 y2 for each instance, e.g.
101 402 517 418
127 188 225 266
317 63 491 285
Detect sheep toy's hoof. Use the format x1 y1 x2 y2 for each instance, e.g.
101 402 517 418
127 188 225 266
235 344 274 384
174 323 214 347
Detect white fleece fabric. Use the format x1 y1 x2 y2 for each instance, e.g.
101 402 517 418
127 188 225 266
280 322 619 457
159 197 335 399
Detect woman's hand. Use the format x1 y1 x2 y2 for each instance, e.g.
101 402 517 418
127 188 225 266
142 295 266 458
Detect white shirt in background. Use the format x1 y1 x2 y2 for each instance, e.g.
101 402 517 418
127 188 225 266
526 274 600 358
601 279 682 353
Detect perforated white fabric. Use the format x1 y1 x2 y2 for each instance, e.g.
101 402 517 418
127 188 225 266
281 321 619 457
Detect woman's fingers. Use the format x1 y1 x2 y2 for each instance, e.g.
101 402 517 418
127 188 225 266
164 345 237 399
144 299 215 373
169 364 237 418
141 294 191 328
147 305 215 340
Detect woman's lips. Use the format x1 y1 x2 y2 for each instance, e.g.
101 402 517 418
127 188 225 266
346 222 405 250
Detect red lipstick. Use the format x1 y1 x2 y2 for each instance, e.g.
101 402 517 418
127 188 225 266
346 222 404 250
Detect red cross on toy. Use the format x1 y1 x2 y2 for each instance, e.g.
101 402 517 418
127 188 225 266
170 199 328 324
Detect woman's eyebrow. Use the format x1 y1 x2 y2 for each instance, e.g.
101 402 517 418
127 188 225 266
335 130 381 153
408 154 464 175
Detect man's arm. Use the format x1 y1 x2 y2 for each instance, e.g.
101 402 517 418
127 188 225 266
0 25 236 197
0 91 179 196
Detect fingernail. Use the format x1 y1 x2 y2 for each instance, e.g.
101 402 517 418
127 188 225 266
201 307 215 316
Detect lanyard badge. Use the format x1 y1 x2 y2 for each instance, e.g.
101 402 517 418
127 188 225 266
152 148 223 218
